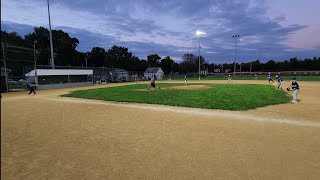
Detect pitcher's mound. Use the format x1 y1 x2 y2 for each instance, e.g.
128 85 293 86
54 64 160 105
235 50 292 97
163 85 211 90
136 85 211 91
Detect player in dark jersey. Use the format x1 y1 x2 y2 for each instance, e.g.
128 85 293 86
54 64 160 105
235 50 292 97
27 82 37 96
148 76 155 89
268 74 274 84
289 77 300 103
275 74 283 90
184 75 188 85
148 75 160 90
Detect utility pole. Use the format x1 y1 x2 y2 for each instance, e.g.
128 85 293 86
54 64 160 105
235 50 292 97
196 30 206 80
47 0 55 69
34 41 38 84
2 42 8 92
221 53 224 73
198 40 201 80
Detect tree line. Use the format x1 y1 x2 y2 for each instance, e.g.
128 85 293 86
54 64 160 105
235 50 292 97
1 27 320 76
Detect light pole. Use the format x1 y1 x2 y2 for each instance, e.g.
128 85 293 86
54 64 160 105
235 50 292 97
221 53 224 73
232 35 240 76
47 0 55 69
33 40 38 84
196 30 206 80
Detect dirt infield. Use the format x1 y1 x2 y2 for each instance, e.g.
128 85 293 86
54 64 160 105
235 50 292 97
1 80 320 179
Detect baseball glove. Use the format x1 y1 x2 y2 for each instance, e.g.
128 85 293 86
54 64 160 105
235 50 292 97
286 87 291 91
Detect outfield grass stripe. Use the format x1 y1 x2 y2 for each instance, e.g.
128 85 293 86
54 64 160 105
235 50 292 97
50 97 320 128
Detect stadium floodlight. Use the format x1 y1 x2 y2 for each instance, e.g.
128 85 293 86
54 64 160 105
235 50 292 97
196 30 206 36
232 35 240 76
196 30 206 80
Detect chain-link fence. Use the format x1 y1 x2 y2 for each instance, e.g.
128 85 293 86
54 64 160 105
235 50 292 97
1 42 36 92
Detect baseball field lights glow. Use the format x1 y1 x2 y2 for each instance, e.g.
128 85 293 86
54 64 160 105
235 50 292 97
196 30 206 36
196 30 206 80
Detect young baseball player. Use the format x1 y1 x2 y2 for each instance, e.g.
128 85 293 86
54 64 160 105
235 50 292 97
227 75 232 84
268 74 274 84
184 75 188 85
148 75 160 90
27 82 37 96
148 76 155 90
287 77 300 103
275 74 283 90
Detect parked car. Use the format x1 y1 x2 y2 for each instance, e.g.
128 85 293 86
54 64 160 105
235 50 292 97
8 79 17 84
19 79 28 83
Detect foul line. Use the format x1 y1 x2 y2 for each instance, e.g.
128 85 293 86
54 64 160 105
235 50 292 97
43 97 320 128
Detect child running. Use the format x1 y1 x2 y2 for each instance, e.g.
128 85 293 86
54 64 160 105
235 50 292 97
268 74 274 84
27 82 37 96
275 74 284 90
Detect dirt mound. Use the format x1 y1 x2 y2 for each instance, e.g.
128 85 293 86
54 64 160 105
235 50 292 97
162 85 211 90
135 85 211 91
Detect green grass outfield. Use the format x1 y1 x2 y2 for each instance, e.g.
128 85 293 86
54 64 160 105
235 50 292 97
172 76 320 81
63 83 291 111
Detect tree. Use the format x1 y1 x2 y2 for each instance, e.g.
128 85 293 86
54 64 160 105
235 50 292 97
88 47 106 67
172 63 181 73
180 53 197 73
1 31 26 46
160 56 174 74
24 27 80 66
147 54 161 67
105 45 134 69
264 60 277 71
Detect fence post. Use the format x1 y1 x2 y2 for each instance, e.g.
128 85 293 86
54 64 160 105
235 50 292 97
2 42 9 92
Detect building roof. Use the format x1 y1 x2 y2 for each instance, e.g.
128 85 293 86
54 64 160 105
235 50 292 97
111 68 128 73
25 69 93 76
144 67 163 73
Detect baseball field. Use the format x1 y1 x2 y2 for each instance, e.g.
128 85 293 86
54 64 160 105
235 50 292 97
1 80 320 179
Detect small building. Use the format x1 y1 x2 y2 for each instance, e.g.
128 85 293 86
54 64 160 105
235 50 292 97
144 67 164 80
25 69 93 89
110 68 129 82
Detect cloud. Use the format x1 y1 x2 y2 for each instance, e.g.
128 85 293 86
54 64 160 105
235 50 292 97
1 0 319 62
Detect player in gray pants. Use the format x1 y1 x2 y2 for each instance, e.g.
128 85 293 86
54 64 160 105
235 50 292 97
288 77 300 103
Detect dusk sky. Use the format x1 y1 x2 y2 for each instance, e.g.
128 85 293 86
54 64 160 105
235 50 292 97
1 0 320 63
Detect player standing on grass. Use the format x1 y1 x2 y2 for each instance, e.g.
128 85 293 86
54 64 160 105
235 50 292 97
27 82 37 96
276 74 283 90
148 75 160 90
268 74 274 84
287 77 300 103
148 75 155 89
228 75 232 84
184 75 188 85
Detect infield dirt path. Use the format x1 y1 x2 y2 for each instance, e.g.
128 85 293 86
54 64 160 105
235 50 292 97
1 80 320 179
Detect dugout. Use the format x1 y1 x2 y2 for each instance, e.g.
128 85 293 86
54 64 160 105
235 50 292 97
25 69 93 89
110 68 129 82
